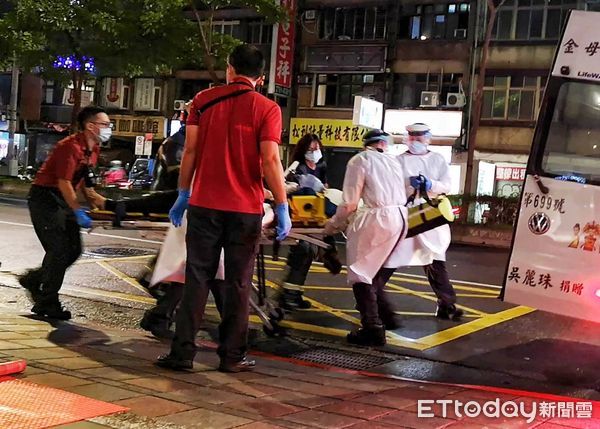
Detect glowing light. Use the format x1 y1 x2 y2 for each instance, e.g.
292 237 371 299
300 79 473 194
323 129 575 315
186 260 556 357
53 55 96 73
595 289 600 298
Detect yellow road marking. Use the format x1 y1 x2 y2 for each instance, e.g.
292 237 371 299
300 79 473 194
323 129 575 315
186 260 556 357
78 254 529 351
295 308 480 318
414 306 535 349
300 285 497 299
96 261 151 296
264 264 499 295
386 280 489 317
262 278 362 327
76 254 154 265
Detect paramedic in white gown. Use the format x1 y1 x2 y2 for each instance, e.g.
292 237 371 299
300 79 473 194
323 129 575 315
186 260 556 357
386 123 463 321
324 129 407 347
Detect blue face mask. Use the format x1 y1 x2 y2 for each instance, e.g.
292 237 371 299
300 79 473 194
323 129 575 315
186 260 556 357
407 141 428 155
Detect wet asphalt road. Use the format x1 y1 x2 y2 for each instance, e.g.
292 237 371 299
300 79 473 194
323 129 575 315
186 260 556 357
2 195 600 400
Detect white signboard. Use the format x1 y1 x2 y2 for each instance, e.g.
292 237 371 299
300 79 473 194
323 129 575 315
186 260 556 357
62 89 93 107
505 176 600 323
384 110 462 137
352 96 384 129
144 140 153 156
134 78 159 111
101 77 128 109
552 10 600 82
135 135 144 156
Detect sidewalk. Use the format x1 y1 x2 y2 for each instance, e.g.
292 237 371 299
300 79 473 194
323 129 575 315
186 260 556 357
0 306 598 429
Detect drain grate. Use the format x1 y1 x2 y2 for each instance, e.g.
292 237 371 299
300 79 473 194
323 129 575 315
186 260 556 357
289 347 393 371
83 247 155 258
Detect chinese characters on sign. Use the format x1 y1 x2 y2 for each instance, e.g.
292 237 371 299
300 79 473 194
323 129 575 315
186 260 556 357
110 115 167 140
522 192 566 214
509 267 584 296
563 38 579 54
495 166 526 181
272 0 296 97
289 118 367 148
563 38 600 56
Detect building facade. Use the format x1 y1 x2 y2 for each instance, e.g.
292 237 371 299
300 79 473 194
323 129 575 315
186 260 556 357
5 0 600 196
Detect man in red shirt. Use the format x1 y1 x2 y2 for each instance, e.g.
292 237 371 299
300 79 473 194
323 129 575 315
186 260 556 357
19 106 110 320
157 45 291 372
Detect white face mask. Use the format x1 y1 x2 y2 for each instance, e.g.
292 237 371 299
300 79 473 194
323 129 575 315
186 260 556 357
407 141 428 155
305 149 322 164
99 127 112 143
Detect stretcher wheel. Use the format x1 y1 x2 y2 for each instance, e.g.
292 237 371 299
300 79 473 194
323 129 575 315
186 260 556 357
269 307 285 322
263 321 286 337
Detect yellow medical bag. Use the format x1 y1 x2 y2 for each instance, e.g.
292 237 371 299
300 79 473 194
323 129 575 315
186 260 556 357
288 194 328 227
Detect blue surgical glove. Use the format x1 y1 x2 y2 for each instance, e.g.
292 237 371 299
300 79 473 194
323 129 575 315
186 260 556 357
275 202 292 241
409 176 433 192
423 176 432 191
409 176 422 189
169 189 190 227
74 208 92 229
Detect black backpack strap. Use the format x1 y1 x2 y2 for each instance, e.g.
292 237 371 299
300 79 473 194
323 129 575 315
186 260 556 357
197 89 253 115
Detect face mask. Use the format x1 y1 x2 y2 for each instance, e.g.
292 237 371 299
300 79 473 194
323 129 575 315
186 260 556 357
305 149 322 164
98 127 112 143
407 141 428 155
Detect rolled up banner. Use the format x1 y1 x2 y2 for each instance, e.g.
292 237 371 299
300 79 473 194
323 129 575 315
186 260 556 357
406 196 454 238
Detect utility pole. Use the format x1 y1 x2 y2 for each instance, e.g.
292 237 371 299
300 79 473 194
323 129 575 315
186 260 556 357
6 56 19 176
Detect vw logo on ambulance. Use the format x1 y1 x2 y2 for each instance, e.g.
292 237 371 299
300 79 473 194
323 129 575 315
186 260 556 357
528 212 551 235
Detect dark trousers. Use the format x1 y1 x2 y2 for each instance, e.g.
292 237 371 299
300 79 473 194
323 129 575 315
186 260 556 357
284 241 315 287
423 260 457 306
171 206 261 363
352 267 397 328
147 280 224 322
27 185 82 306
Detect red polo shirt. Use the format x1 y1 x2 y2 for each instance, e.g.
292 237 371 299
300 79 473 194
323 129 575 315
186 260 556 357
34 133 100 189
186 78 282 214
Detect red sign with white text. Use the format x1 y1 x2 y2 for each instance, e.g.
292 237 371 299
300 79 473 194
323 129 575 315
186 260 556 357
273 0 296 97
495 166 526 181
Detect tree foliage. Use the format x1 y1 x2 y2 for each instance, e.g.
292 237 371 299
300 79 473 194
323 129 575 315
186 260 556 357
0 0 287 125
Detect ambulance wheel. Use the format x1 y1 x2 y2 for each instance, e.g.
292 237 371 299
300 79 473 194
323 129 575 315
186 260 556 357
263 321 286 337
270 307 285 322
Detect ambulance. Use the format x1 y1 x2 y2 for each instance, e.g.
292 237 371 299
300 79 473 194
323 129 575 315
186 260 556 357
503 10 600 323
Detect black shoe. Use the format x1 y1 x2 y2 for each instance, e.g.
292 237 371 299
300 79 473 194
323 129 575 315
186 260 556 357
18 272 41 302
218 358 256 373
280 288 311 310
346 325 386 347
383 318 401 331
436 304 464 321
155 353 193 370
140 311 174 340
32 302 72 320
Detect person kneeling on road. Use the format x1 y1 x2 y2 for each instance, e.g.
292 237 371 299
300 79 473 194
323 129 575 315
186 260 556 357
324 129 408 347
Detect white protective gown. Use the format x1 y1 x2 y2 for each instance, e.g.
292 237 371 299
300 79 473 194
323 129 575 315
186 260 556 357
326 148 408 285
384 151 452 268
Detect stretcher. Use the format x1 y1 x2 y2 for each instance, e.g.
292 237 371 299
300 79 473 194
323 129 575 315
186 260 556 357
89 205 334 338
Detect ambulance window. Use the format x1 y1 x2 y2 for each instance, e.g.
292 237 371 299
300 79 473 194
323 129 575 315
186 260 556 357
541 81 600 182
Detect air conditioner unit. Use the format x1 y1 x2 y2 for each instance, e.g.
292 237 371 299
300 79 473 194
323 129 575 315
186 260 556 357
305 10 316 21
446 92 466 108
420 91 439 108
100 77 130 110
133 78 162 111
174 100 186 111
454 28 467 39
